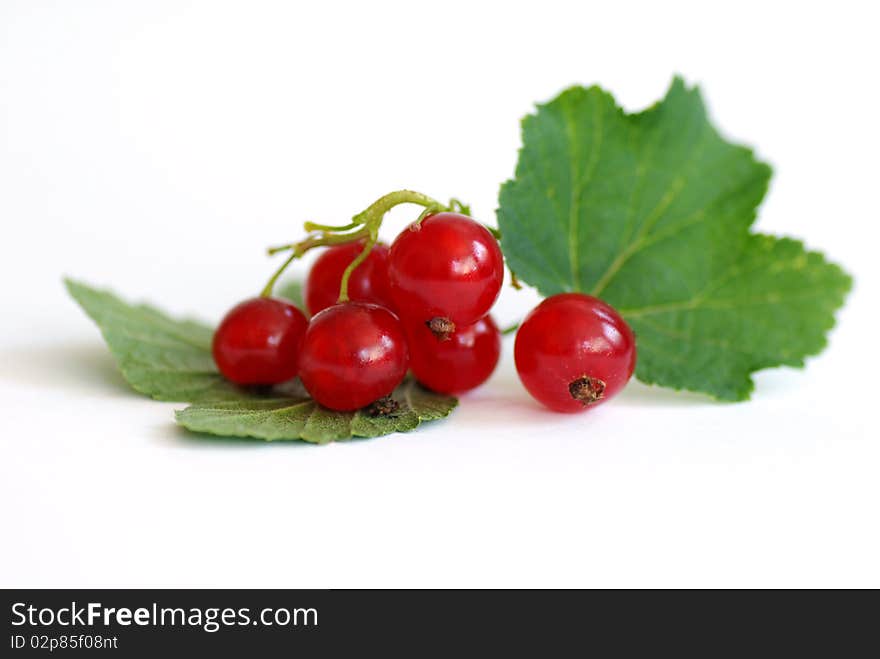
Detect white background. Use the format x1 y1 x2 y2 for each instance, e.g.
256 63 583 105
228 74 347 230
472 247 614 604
1 1 878 588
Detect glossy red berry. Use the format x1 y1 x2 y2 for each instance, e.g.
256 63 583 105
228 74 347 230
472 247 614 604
514 294 636 413
212 297 309 385
388 213 504 332
405 315 501 395
304 240 395 316
298 302 409 411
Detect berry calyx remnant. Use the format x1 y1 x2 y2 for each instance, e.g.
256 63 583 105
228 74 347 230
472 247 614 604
406 315 501 395
365 396 401 417
568 376 606 405
425 316 456 341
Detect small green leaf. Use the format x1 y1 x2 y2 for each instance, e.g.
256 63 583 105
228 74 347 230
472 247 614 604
175 378 458 443
65 278 249 402
497 78 851 400
65 279 458 440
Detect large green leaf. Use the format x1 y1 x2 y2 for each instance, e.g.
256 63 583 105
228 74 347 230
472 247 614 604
622 235 851 400
497 78 851 400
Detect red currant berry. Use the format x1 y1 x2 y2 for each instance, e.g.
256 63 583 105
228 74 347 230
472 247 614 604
304 240 395 316
298 302 409 411
514 294 636 413
388 213 504 334
212 297 309 385
405 315 501 395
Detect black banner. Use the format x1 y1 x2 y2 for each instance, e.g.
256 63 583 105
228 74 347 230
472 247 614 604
1 589 874 655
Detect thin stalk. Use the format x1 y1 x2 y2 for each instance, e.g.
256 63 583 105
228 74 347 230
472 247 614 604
501 322 520 336
337 233 377 303
260 227 370 297
303 220 361 233
260 252 298 298
262 190 463 301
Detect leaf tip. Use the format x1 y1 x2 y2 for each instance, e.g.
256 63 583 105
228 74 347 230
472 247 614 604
63 276 86 299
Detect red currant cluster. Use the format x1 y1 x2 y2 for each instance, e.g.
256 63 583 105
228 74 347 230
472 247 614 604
212 192 636 415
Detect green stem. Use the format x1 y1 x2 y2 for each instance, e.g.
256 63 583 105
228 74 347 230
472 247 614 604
508 268 522 290
415 207 436 224
267 227 369 256
501 322 520 336
260 227 370 297
353 190 448 231
335 191 451 301
303 220 360 233
260 252 298 298
338 233 377 302
449 198 472 215
266 243 296 256
262 190 463 301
